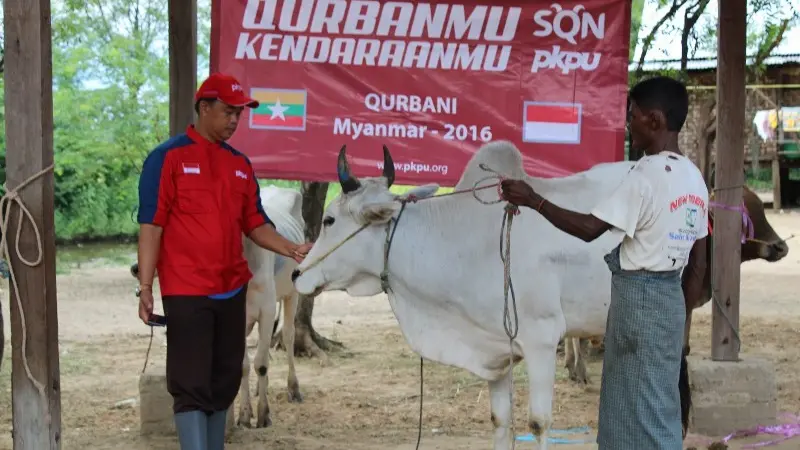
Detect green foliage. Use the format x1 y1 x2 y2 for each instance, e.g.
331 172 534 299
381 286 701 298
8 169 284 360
1 0 170 242
629 0 646 59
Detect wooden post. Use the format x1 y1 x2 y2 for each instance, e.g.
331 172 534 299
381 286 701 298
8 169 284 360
4 0 62 448
772 74 788 211
772 154 782 210
168 0 198 136
711 0 747 362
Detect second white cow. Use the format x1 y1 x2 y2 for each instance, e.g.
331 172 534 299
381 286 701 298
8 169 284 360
238 185 306 428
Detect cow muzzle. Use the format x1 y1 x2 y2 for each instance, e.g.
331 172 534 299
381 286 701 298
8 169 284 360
291 268 300 282
765 240 790 262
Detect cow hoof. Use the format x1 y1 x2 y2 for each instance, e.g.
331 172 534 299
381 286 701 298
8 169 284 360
288 389 304 403
236 414 252 428
568 372 590 385
255 415 272 428
237 405 253 428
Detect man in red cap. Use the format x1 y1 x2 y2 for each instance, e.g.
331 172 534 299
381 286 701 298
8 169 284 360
136 73 312 450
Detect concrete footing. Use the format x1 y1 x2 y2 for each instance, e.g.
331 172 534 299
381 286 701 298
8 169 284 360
687 354 777 436
139 366 235 436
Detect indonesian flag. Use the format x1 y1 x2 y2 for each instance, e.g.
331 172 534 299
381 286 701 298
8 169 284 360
523 102 582 144
182 163 201 174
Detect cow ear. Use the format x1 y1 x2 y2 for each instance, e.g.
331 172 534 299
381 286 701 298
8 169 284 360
399 184 440 201
359 200 401 224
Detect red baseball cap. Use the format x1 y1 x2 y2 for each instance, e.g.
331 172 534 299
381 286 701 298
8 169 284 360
194 73 259 108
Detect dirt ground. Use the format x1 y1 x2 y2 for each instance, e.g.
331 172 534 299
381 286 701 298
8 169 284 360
1 211 799 450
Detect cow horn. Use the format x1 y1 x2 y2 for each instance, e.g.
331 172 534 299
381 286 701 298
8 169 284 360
337 145 361 193
382 145 395 187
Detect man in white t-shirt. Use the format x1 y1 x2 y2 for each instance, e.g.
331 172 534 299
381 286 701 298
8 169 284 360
501 76 707 450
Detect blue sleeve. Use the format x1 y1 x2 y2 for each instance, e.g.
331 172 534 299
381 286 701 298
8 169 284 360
137 148 172 226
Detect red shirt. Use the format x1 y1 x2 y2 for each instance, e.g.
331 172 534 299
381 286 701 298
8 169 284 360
137 125 271 296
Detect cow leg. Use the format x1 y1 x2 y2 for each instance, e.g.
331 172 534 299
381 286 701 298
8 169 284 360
567 338 589 385
237 299 258 427
521 324 560 450
254 283 278 428
488 369 514 450
563 337 573 372
282 293 303 403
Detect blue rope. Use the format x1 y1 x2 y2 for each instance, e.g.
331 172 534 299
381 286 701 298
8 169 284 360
516 426 594 444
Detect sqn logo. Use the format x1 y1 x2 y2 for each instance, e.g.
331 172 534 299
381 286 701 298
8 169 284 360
531 4 605 75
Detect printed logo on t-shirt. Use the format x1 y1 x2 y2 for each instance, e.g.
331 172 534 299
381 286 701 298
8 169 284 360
669 194 706 213
667 194 706 265
685 207 698 228
235 170 248 180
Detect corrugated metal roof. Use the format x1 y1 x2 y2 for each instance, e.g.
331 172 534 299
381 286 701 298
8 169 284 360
629 53 800 73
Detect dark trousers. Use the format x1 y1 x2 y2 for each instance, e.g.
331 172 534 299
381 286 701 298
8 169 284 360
163 286 247 414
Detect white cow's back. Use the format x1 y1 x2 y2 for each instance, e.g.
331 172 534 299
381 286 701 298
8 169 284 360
453 141 630 338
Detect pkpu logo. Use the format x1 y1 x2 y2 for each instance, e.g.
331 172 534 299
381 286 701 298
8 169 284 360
231 83 243 93
235 170 248 180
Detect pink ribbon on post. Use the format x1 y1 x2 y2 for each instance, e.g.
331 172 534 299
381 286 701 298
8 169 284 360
709 200 754 244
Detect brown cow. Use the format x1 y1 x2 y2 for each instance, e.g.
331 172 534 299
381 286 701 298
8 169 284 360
563 184 789 384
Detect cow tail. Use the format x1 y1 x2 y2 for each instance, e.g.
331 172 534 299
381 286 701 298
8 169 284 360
679 349 691 438
272 301 282 338
272 316 280 337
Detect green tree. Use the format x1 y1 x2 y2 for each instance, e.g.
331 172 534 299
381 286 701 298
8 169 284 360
628 0 797 164
48 0 169 241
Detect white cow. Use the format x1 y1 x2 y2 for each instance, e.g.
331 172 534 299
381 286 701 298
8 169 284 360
292 143 633 450
238 185 306 428
130 185 306 429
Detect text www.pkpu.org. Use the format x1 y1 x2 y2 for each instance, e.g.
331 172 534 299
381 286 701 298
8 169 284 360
377 161 449 175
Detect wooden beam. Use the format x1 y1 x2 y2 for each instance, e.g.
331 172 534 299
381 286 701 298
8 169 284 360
168 0 198 136
3 0 62 448
711 0 747 362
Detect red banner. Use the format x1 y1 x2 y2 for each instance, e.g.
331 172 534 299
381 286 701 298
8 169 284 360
211 0 631 186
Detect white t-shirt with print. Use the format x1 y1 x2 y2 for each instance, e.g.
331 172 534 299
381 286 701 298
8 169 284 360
590 151 709 272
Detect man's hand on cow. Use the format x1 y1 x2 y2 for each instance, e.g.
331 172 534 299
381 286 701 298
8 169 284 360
138 287 154 325
290 242 313 264
500 179 539 208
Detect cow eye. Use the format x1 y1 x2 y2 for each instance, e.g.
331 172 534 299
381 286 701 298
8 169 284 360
323 216 335 227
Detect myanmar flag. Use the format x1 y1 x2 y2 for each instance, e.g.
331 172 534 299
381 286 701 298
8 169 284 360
250 88 307 130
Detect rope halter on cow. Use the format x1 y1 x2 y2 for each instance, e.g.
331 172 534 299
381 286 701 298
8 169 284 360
292 147 516 281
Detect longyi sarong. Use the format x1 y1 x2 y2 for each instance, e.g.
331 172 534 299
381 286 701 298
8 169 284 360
597 245 685 450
